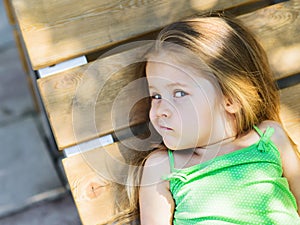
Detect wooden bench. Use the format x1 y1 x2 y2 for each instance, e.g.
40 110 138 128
5 0 300 224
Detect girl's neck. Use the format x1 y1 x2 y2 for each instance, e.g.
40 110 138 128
204 135 236 149
194 135 237 159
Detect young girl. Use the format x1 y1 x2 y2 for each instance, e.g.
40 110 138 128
106 13 300 224
137 14 300 224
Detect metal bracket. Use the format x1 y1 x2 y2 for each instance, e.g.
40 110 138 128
63 134 114 157
37 56 87 78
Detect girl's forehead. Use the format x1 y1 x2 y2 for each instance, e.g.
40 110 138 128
146 60 185 74
146 50 212 77
146 61 215 92
146 61 196 83
146 60 210 84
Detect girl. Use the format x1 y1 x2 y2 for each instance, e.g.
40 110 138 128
107 14 300 224
138 14 300 224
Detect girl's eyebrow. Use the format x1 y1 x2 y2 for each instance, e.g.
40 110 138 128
167 82 188 88
148 82 188 90
148 82 189 90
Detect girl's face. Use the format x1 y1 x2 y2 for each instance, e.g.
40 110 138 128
146 59 229 150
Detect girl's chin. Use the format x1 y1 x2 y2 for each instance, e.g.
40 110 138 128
163 140 179 150
163 140 190 151
164 140 199 151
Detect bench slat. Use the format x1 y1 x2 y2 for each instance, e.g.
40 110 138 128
280 83 300 146
62 143 125 225
38 46 150 150
11 0 262 70
239 0 300 79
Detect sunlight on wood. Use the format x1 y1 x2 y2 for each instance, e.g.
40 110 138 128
270 44 300 77
279 84 300 150
190 0 218 10
280 104 300 147
29 32 84 69
63 150 115 225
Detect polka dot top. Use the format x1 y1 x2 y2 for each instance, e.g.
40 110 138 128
164 126 300 224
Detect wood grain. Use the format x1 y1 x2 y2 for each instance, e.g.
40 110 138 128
38 45 151 149
279 83 300 147
10 0 261 70
239 0 300 79
62 143 127 225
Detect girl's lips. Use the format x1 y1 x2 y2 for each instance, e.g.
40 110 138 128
159 125 173 131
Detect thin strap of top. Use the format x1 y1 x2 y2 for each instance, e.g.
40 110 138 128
253 125 264 136
253 125 274 138
253 125 275 152
168 149 175 172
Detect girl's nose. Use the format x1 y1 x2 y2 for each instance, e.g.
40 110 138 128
155 99 172 118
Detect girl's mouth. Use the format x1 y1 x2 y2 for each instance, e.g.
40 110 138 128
159 125 173 131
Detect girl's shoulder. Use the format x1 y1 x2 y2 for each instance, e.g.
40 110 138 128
144 149 170 166
257 120 284 134
141 149 171 184
257 120 295 153
258 120 288 138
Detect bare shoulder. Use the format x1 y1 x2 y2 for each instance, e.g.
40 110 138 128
139 149 174 224
143 149 170 169
141 149 171 185
259 122 300 211
258 120 285 134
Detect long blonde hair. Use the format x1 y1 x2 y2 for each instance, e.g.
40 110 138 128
107 13 281 224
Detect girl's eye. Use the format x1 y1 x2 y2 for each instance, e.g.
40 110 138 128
151 93 161 100
174 90 187 98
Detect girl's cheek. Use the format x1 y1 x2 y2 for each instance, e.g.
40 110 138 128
149 107 156 122
149 108 161 134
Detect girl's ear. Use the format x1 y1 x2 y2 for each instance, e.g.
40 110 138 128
223 97 241 114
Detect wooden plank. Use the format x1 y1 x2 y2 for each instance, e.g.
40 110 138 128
239 0 300 79
38 46 150 150
62 143 126 225
10 0 262 70
279 83 300 147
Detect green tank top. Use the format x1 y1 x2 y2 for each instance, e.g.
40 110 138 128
164 126 300 224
